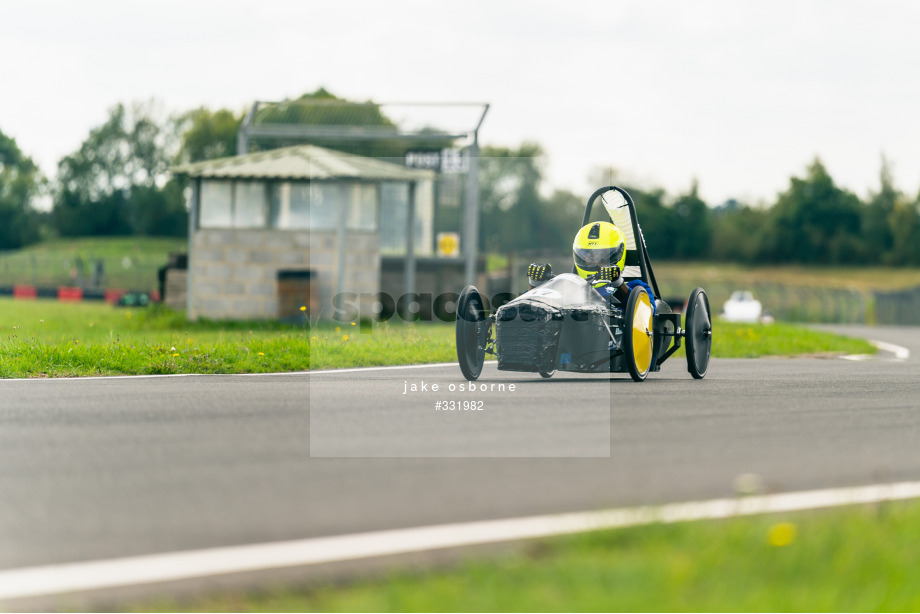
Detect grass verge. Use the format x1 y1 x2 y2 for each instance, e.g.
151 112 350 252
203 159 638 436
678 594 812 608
698 320 875 358
0 298 461 377
134 498 920 612
0 299 875 378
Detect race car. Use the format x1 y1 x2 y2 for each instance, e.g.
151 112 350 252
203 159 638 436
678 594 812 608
455 186 712 382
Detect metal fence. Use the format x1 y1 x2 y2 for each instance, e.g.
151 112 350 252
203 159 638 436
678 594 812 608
657 279 869 324
0 252 162 291
875 286 920 325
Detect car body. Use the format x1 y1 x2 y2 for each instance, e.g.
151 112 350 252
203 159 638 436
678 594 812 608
456 186 712 382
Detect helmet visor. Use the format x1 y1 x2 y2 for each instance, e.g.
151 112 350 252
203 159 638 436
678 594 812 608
574 244 624 271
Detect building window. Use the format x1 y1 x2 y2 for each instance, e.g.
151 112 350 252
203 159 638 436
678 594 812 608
308 182 343 230
269 182 311 229
199 179 268 229
234 181 268 228
202 179 381 232
346 184 378 231
199 180 233 227
267 181 379 231
379 183 408 254
378 181 433 256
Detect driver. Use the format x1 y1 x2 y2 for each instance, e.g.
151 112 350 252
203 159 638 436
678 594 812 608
528 221 653 306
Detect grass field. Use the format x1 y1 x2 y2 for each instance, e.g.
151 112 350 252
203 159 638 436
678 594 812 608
0 298 875 378
0 298 459 377
0 236 185 290
137 498 920 612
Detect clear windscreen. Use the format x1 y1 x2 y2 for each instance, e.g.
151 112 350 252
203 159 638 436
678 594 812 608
506 273 610 312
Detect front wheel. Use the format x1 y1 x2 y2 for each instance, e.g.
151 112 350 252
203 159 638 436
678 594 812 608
456 285 488 381
624 288 655 382
685 287 712 379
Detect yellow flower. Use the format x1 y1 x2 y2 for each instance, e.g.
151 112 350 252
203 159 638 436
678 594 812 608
172 353 180 357
768 522 797 547
350 322 356 326
258 352 265 356
335 326 341 333
342 335 349 341
300 306 307 311
311 336 317 341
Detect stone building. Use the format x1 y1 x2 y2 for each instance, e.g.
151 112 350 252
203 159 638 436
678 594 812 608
172 145 434 321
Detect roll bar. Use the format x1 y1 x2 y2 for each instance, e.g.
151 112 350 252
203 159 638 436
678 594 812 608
579 186 661 300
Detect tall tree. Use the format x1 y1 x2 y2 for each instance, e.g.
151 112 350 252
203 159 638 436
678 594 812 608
176 107 242 163
708 199 770 263
887 195 920 265
53 101 187 236
764 158 863 264
670 180 711 259
477 143 549 252
863 156 899 264
0 128 43 249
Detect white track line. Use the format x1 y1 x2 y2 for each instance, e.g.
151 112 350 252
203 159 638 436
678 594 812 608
871 340 910 361
841 339 910 362
2 480 920 602
0 373 197 383
0 362 468 383
308 362 472 376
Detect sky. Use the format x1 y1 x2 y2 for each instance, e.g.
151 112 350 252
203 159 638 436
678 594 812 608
2 0 920 206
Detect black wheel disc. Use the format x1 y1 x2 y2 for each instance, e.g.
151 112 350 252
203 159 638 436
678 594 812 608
456 285 488 381
685 287 712 379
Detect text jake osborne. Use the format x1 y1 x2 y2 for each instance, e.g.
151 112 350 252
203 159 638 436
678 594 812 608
403 381 517 394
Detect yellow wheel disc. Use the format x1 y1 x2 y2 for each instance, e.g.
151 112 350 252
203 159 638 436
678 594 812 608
631 291 654 375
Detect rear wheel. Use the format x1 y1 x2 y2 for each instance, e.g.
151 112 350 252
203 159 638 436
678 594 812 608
624 288 655 382
456 285 488 381
685 287 712 379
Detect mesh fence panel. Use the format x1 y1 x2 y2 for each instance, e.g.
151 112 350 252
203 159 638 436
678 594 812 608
0 252 162 291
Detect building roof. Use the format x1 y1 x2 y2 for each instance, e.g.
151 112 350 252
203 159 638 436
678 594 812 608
171 144 433 182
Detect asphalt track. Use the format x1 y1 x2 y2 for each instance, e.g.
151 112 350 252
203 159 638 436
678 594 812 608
1 325 919 578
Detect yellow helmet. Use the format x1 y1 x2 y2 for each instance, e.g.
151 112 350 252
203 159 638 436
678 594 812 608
573 221 626 280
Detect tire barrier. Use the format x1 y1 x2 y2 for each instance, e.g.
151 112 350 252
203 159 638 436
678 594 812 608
2 285 153 305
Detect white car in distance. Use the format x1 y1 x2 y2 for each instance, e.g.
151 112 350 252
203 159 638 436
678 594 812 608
722 290 763 323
